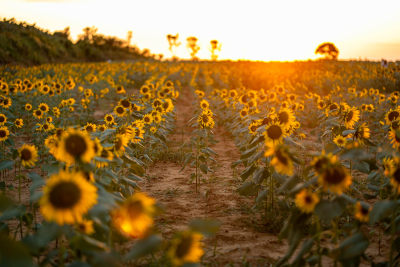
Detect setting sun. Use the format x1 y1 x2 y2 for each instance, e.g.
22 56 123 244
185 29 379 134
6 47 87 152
1 0 400 61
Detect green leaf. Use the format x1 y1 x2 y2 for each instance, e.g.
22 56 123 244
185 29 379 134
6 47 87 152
0 233 34 267
189 219 220 236
124 235 162 261
369 200 398 224
332 232 369 260
237 181 259 196
314 199 344 223
0 160 14 171
240 165 256 181
199 164 208 174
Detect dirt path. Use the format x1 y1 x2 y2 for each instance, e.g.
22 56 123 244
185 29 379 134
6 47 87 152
141 88 288 265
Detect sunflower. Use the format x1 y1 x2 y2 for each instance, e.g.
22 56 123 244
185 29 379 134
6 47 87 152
96 148 114 168
390 164 400 194
354 123 370 141
140 85 150 95
295 189 319 213
143 114 153 125
1 97 12 109
198 110 214 129
112 192 155 238
318 162 352 195
150 126 157 133
18 144 38 167
342 107 360 129
239 108 249 118
104 114 115 125
38 103 50 113
116 85 126 94
325 103 339 116
389 129 400 149
153 113 162 124
333 135 347 147
385 109 400 125
33 109 44 119
195 90 205 98
311 151 337 175
98 124 107 132
0 126 9 142
168 231 204 266
83 123 96 133
113 134 129 156
263 122 286 144
0 114 7 126
14 118 23 128
42 122 54 132
40 170 97 225
248 121 261 135
76 219 94 235
45 134 59 155
354 202 371 223
382 157 395 177
56 129 95 165
265 143 293 176
199 99 209 110
25 103 32 111
119 98 131 109
114 105 126 117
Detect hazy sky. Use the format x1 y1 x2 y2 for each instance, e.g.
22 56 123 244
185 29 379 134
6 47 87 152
1 0 400 61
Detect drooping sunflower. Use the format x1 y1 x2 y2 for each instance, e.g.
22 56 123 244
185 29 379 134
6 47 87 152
342 107 360 129
18 144 38 167
56 129 95 165
354 123 370 142
113 134 129 156
40 170 97 225
295 189 319 213
263 122 286 144
390 164 400 194
0 126 9 142
265 143 294 176
45 134 59 155
95 148 114 168
333 135 347 147
318 162 352 195
168 231 204 266
354 202 371 223
112 192 155 238
388 129 400 149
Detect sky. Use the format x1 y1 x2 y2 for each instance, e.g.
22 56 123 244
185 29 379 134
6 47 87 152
1 0 400 61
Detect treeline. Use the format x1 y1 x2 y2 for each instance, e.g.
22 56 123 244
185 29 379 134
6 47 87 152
0 18 154 65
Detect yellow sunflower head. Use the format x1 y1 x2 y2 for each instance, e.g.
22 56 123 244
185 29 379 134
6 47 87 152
18 144 38 167
318 162 352 195
295 189 319 213
40 170 97 225
168 230 204 266
354 202 371 223
265 143 294 176
263 122 286 144
0 126 10 142
57 129 95 165
112 192 155 238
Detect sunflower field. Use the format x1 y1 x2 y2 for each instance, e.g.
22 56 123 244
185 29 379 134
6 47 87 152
0 60 400 266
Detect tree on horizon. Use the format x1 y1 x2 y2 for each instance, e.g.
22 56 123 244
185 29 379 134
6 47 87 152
315 42 339 60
